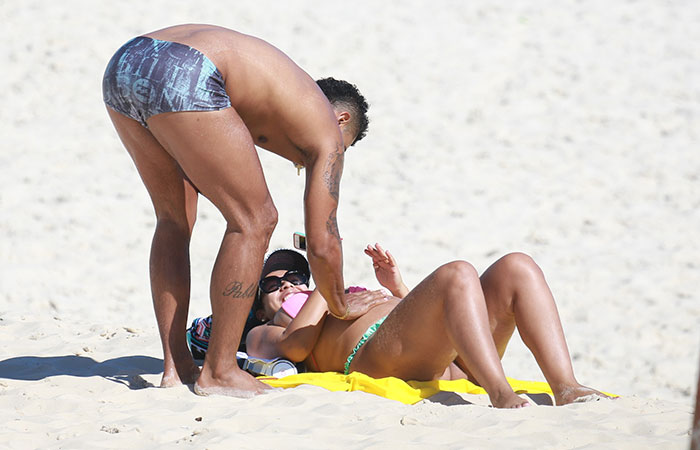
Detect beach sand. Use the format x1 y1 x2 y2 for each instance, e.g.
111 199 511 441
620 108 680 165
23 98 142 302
1 0 698 448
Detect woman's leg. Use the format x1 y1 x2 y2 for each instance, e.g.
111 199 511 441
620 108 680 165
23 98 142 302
479 252 611 404
351 261 529 408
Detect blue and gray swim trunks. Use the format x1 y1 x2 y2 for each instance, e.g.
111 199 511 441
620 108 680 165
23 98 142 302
102 36 231 127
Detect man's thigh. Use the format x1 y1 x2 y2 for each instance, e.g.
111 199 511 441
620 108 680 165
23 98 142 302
146 108 271 225
107 108 197 226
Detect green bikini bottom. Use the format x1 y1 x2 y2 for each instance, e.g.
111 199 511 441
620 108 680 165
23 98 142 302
344 316 387 375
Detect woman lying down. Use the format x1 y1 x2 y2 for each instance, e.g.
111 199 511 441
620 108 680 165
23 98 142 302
202 245 611 408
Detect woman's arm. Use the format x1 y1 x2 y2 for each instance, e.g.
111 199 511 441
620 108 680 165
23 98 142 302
245 288 389 362
276 289 330 361
245 289 329 362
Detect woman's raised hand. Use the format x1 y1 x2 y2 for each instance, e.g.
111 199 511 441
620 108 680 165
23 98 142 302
364 243 410 298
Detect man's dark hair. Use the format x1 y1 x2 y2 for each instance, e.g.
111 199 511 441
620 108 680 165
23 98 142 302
316 77 369 145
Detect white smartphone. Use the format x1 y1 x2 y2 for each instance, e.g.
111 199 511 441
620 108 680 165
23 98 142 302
293 232 306 251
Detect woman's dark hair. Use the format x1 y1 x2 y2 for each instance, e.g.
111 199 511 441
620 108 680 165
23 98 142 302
238 286 267 352
239 305 264 353
316 77 370 145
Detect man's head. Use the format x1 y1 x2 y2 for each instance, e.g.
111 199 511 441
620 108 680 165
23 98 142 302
316 77 369 147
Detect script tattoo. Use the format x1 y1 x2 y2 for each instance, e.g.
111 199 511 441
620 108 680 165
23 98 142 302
222 281 257 299
326 209 341 243
323 149 344 202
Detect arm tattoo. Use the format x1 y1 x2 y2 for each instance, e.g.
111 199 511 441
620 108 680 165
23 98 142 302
222 281 258 299
326 209 341 243
323 149 344 202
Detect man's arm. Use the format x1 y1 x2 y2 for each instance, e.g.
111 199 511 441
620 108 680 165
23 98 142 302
302 144 348 318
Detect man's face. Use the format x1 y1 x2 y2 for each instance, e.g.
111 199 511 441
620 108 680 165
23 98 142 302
341 125 359 151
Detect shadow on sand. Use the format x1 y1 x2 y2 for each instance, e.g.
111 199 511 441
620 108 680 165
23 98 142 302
0 355 163 389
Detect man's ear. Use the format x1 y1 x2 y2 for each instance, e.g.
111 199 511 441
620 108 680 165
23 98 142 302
337 111 351 126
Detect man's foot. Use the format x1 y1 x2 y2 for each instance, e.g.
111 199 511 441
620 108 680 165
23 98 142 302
160 358 201 387
554 384 614 405
194 366 272 398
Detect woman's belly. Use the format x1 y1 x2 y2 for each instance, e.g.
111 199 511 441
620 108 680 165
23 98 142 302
308 298 400 371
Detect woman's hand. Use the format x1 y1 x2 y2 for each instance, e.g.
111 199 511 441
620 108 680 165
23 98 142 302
364 243 410 298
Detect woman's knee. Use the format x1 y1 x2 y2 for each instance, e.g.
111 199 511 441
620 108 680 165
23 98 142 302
496 252 544 282
434 260 480 290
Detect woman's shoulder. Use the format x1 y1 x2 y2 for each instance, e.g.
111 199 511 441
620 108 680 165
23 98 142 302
245 322 286 359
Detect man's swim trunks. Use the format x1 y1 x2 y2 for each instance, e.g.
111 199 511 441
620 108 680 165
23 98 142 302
102 36 231 127
344 316 387 375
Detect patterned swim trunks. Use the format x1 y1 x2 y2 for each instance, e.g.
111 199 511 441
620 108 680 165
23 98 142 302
102 36 231 127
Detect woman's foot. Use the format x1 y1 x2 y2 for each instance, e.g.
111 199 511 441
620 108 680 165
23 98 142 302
489 388 531 408
554 384 614 405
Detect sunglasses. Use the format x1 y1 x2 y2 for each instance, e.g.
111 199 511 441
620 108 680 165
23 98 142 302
259 270 309 294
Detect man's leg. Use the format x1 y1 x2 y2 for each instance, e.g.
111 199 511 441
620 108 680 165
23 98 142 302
107 108 200 387
147 108 277 396
352 261 529 408
479 252 611 404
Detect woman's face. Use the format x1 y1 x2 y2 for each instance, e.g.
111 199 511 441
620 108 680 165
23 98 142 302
259 269 309 321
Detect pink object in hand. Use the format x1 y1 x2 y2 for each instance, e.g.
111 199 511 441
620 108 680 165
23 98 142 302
281 291 312 318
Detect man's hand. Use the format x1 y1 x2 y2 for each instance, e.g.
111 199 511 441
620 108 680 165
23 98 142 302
364 243 410 298
335 288 389 320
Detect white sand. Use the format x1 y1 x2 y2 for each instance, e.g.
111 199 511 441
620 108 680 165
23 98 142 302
1 0 698 448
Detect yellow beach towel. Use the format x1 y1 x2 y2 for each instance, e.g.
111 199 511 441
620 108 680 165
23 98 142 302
260 371 556 405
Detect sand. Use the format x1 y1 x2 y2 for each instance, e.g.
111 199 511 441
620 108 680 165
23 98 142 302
1 0 698 448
